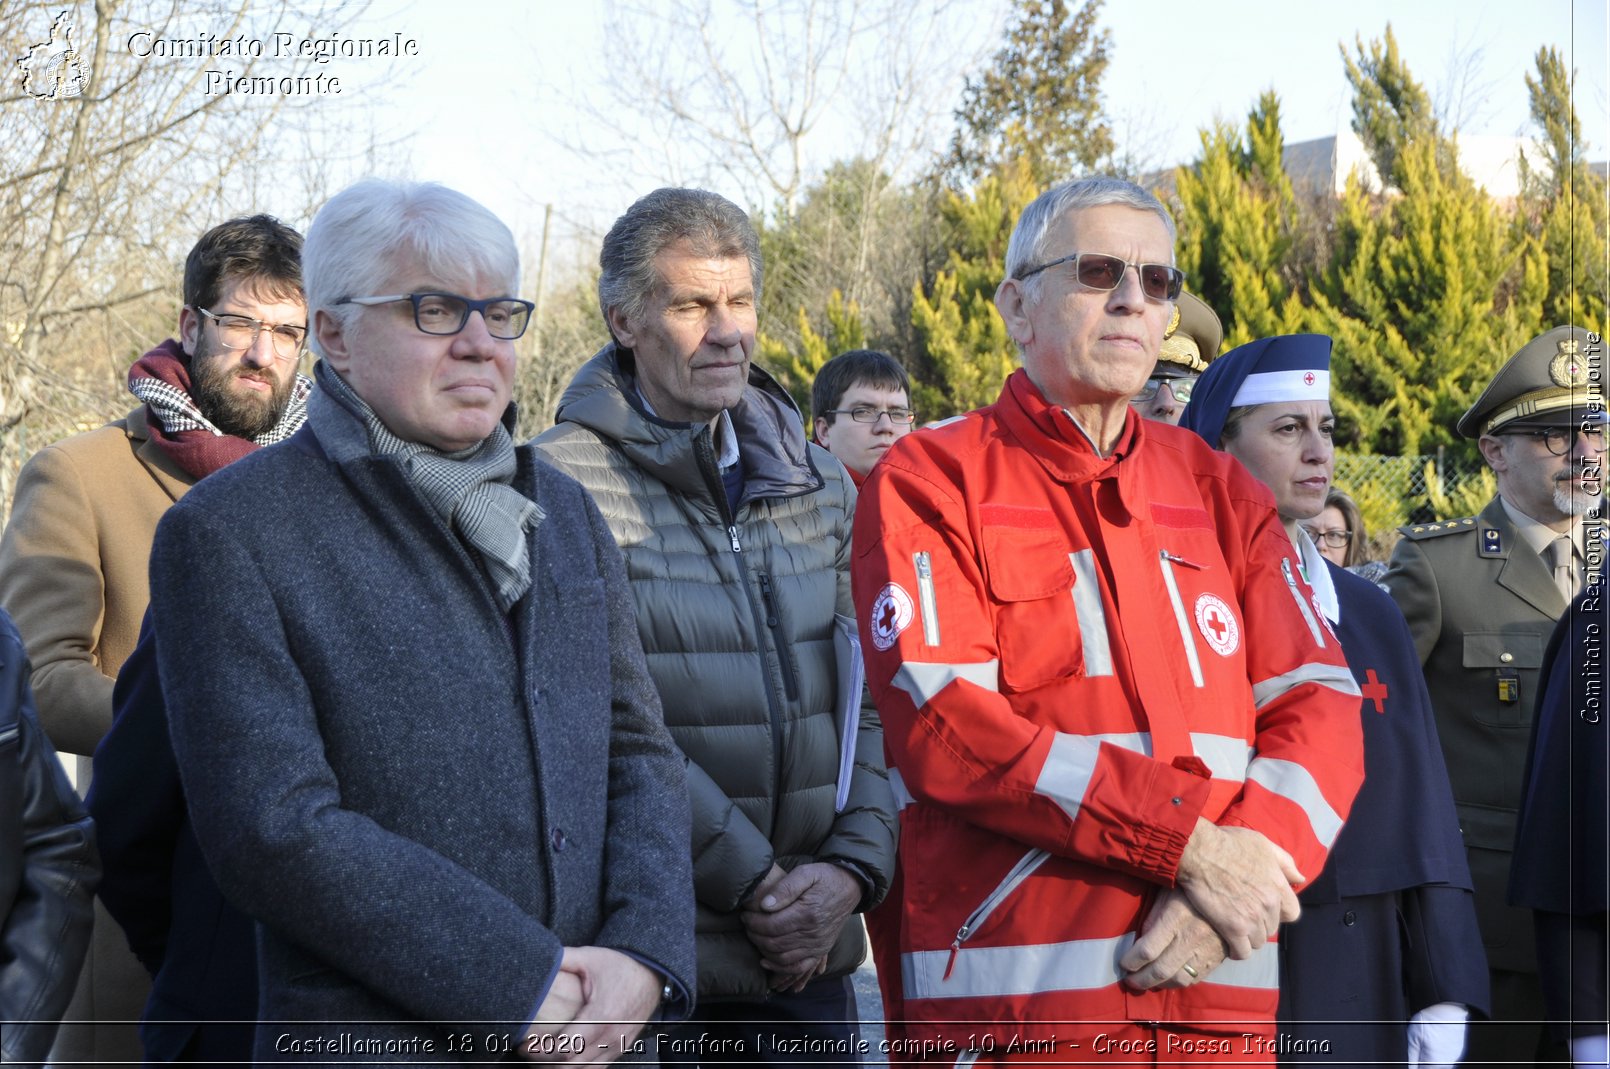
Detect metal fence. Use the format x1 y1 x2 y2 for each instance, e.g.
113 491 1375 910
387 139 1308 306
1333 452 1494 562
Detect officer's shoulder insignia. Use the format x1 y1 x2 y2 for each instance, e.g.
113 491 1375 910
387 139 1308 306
1398 516 1478 541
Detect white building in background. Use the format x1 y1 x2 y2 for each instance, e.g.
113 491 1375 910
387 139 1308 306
1280 127 1553 199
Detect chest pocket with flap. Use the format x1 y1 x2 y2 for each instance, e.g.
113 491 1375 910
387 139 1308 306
981 525 1098 692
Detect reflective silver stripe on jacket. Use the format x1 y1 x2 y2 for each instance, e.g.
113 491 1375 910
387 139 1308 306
1035 731 1147 818
914 551 942 646
1037 731 1252 819
1280 556 1327 648
891 660 1001 708
1251 661 1361 708
1158 552 1205 687
1207 942 1282 989
1246 757 1346 846
1188 732 1255 782
903 936 1280 1001
1068 549 1114 676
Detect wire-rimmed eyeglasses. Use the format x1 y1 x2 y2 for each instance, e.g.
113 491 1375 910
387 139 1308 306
1301 526 1352 549
1133 375 1197 403
825 405 917 425
195 307 307 361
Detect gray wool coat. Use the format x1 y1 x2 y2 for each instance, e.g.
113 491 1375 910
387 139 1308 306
148 385 694 1063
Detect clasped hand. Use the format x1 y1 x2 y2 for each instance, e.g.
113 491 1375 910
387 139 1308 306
740 862 861 993
1174 819 1303 960
521 946 661 1063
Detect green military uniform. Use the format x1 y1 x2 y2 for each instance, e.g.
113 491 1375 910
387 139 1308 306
1384 502 1565 970
1383 324 1602 1065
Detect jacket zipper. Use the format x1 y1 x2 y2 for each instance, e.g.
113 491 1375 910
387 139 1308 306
696 427 786 831
943 847 1051 980
758 573 800 702
1280 557 1327 648
914 551 941 646
1158 551 1205 687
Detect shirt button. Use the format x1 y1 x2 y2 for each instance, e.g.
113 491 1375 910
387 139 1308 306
1342 910 1357 926
1170 797 1182 806
550 827 568 853
1500 652 1514 664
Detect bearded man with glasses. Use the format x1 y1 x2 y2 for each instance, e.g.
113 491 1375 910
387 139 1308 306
850 176 1365 1060
1384 324 1606 1067
0 213 309 1066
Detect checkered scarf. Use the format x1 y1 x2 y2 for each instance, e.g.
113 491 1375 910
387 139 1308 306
317 363 538 612
127 339 311 479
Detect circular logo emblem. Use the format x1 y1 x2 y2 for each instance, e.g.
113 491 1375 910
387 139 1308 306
1193 593 1240 657
1303 371 1316 386
869 583 915 651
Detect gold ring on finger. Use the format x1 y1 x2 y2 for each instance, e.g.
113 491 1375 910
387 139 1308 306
1181 962 1199 979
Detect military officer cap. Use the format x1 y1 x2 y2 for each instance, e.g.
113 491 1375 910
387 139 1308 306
1458 324 1608 438
1152 291 1223 378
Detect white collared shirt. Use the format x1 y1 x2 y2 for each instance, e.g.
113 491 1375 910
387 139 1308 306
1296 527 1341 626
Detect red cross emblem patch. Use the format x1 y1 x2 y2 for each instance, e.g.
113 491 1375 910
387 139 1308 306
869 582 914 651
1193 593 1240 656
1303 372 1316 386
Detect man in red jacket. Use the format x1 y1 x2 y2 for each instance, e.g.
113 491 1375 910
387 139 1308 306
851 176 1365 1061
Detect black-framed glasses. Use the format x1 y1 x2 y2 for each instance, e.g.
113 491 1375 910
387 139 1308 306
826 405 917 425
196 307 307 360
336 292 535 340
1302 526 1352 549
1133 375 1197 403
1015 251 1185 301
1503 426 1606 456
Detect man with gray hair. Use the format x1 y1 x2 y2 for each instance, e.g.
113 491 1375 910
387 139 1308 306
850 176 1365 1058
535 187 897 1064
146 178 694 1062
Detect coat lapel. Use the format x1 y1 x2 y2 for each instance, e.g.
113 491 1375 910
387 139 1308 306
127 406 196 502
1479 498 1566 618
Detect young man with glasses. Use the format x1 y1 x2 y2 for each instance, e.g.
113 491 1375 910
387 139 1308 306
1384 324 1606 1067
0 214 309 1066
1129 290 1222 426
812 348 916 487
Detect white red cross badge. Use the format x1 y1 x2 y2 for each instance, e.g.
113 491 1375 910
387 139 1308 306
869 582 915 651
1193 593 1240 656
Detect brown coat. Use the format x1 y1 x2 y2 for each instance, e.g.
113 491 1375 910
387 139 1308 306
0 404 191 1064
0 406 191 757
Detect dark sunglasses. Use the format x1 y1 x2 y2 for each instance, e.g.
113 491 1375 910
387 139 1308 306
1015 251 1185 302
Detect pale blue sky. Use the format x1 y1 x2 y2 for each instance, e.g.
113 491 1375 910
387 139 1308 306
356 0 1605 259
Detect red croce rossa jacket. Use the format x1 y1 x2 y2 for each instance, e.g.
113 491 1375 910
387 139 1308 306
851 370 1365 1047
